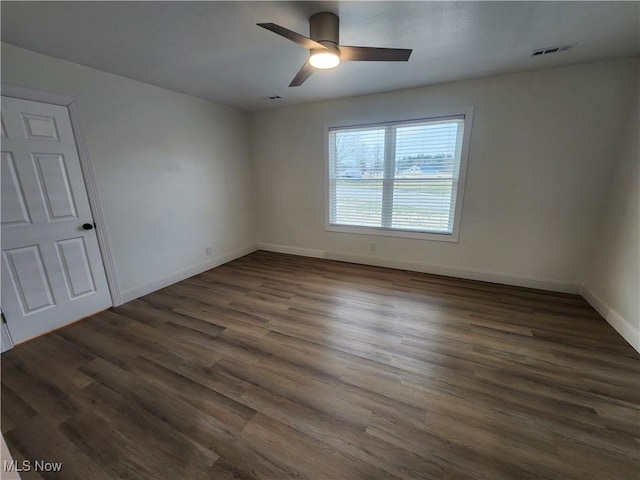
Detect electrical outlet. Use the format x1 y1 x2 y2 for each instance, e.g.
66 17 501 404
369 241 376 252
205 246 212 256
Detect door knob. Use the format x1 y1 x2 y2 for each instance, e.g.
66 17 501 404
82 223 94 230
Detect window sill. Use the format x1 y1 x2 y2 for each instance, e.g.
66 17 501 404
326 224 460 242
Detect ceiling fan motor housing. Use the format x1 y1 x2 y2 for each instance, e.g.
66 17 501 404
310 12 339 45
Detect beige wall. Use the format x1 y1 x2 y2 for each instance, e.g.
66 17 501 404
583 71 639 349
250 58 637 293
2 43 258 299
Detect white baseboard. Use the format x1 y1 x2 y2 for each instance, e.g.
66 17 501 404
118 244 258 304
257 243 582 294
326 251 582 293
258 243 325 259
581 287 640 353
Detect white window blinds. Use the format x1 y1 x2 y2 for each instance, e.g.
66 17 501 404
328 115 466 236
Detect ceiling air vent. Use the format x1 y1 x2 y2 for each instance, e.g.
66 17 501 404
531 43 576 57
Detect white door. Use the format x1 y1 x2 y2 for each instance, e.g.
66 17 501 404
1 96 111 345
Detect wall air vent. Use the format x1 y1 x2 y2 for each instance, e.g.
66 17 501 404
531 43 576 57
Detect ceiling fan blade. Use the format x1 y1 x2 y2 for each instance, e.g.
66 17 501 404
257 23 327 50
339 46 412 62
289 60 314 87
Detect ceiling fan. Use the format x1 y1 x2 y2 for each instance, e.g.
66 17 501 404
257 12 412 87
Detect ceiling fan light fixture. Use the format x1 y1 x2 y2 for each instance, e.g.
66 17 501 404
258 12 412 86
310 51 340 69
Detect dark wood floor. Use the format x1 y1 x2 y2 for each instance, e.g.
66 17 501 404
2 251 639 479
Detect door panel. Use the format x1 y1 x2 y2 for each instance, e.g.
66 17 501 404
1 152 31 225
1 96 111 344
3 245 55 314
56 237 97 298
22 113 60 141
33 153 78 220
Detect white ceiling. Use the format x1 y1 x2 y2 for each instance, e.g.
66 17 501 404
2 1 638 111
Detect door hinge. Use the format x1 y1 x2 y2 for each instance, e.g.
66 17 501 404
1 311 6 324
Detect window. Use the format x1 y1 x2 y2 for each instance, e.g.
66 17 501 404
327 110 472 241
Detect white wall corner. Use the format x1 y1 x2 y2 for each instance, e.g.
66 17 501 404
118 244 258 305
581 287 640 353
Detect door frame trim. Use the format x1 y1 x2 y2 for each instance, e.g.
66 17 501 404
1 314 14 353
2 83 121 307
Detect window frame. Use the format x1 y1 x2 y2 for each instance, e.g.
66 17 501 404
324 106 474 242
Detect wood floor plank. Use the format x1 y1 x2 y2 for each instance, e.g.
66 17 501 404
1 355 82 426
64 380 218 479
366 414 545 480
1 251 638 479
1 383 38 434
240 412 399 480
5 415 114 480
123 355 256 431
239 384 445 480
